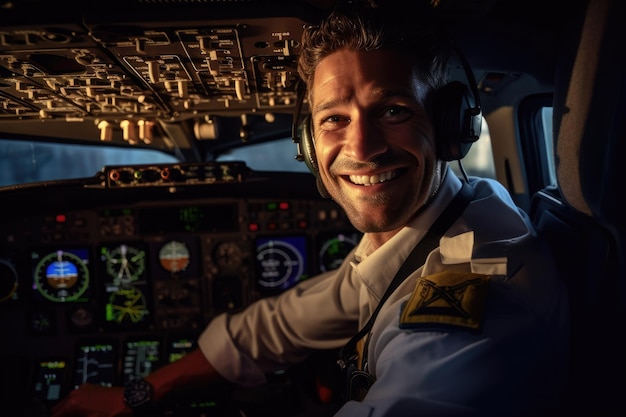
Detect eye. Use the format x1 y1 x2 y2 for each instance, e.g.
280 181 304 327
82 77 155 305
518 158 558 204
323 115 343 123
319 115 350 131
382 105 411 118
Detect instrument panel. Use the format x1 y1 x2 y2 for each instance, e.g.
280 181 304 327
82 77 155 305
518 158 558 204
0 166 359 416
0 2 326 150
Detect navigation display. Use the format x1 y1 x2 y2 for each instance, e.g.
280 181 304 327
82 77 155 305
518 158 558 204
316 231 361 272
255 235 308 292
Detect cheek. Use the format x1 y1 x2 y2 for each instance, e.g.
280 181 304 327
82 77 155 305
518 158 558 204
313 136 338 173
396 122 437 160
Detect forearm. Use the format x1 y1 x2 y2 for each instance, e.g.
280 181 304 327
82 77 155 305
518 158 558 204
199 270 358 385
146 348 225 403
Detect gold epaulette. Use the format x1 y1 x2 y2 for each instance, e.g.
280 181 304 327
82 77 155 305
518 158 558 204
400 271 491 331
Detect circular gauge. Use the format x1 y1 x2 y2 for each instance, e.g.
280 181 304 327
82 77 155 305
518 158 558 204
70 307 94 329
106 286 148 325
34 250 90 302
213 241 242 270
256 240 304 288
103 244 146 284
29 310 55 335
319 234 360 272
159 240 190 273
0 258 18 302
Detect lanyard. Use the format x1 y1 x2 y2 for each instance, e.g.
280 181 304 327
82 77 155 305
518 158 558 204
337 180 475 378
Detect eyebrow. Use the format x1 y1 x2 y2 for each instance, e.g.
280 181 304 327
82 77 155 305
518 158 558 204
312 88 419 116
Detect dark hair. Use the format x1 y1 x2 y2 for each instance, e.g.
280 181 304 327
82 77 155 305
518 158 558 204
297 2 452 101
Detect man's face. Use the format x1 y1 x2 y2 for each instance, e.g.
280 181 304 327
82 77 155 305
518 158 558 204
310 48 442 245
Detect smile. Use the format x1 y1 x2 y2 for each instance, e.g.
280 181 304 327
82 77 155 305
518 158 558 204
349 170 398 186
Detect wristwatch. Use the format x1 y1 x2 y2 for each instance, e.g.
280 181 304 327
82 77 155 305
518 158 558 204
123 377 154 414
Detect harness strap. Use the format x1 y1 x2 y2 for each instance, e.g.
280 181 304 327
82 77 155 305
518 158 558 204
337 180 474 378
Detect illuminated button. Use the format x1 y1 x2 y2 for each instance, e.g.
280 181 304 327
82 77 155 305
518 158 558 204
248 223 259 232
279 202 289 210
297 220 308 229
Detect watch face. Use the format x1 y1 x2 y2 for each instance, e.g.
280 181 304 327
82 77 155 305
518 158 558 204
124 378 152 408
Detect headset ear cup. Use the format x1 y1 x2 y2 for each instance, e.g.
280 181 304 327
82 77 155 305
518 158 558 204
300 116 331 198
300 115 319 176
433 81 482 161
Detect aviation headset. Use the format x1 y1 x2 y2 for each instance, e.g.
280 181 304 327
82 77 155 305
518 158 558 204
292 43 482 185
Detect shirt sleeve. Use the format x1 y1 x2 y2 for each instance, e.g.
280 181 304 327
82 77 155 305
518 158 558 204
198 250 361 386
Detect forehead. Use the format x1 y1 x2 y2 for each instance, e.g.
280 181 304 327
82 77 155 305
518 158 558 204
310 49 425 110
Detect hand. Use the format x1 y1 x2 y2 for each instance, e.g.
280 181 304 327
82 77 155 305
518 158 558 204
50 383 131 417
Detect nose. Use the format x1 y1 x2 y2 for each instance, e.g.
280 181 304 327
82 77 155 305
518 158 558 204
343 117 389 162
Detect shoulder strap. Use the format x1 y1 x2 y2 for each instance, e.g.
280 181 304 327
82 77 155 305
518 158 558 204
337 180 474 371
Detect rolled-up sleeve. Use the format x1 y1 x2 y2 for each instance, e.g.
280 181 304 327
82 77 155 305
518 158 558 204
198 252 361 386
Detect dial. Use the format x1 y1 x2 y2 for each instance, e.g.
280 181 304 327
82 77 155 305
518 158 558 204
103 244 146 285
29 310 55 335
105 286 148 325
158 240 190 273
0 258 18 302
70 307 94 329
256 238 304 289
319 233 360 272
213 241 242 271
34 250 90 302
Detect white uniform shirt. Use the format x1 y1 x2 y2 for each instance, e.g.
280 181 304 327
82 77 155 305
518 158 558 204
198 170 570 416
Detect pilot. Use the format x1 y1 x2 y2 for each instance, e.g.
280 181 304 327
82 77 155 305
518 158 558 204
51 2 570 416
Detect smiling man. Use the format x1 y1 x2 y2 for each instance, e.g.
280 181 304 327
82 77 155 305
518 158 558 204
51 3 570 417
309 48 442 245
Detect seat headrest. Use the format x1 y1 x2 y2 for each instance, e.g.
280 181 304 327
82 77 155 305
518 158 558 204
553 0 626 232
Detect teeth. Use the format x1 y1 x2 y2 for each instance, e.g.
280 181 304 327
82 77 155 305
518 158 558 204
349 170 397 186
